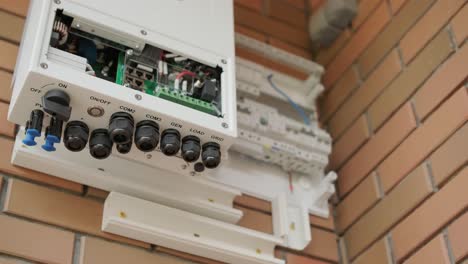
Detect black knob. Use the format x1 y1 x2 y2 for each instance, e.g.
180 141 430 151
108 112 134 144
42 89 72 121
89 129 113 159
181 136 201 162
202 142 221 169
134 120 159 152
160 129 180 156
117 142 132 154
64 121 89 152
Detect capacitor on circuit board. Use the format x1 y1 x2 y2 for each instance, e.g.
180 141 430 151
158 61 163 75
163 62 168 75
182 80 188 93
174 78 180 91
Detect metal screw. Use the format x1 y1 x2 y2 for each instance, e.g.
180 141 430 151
190 171 196 176
290 222 296 231
119 211 127 218
75 23 81 28
221 59 227 64
126 49 134 56
146 154 152 159
135 94 142 100
40 63 48 69
222 122 228 128
54 0 61 4
140 29 147 36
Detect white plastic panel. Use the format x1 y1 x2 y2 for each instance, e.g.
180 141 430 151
210 151 335 218
103 192 285 264
271 194 311 249
69 0 235 58
12 128 243 224
235 33 323 76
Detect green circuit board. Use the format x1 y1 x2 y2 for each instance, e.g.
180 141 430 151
116 52 219 116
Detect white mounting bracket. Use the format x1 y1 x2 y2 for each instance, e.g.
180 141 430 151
272 194 311 249
211 152 336 218
103 192 285 264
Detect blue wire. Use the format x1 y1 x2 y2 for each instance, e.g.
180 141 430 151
267 74 311 126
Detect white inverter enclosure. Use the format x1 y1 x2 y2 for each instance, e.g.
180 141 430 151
8 1 336 263
9 0 237 161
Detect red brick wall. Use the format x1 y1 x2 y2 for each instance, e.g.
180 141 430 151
318 0 468 263
0 1 340 263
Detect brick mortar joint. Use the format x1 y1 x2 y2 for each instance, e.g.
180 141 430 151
409 98 421 127
442 228 457 264
423 160 439 192
72 233 82 264
319 64 364 126
336 236 346 264
73 234 165 262
373 170 385 199
386 233 397 264
395 46 406 69
1 211 82 238
0 171 82 196
0 253 35 263
81 185 89 197
335 114 413 198
446 24 459 52
0 34 21 46
0 7 27 19
0 175 8 211
326 51 406 141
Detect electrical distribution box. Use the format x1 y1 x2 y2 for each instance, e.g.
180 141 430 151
9 0 236 169
8 1 335 263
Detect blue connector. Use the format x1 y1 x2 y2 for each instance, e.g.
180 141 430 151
41 134 60 152
23 129 41 146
